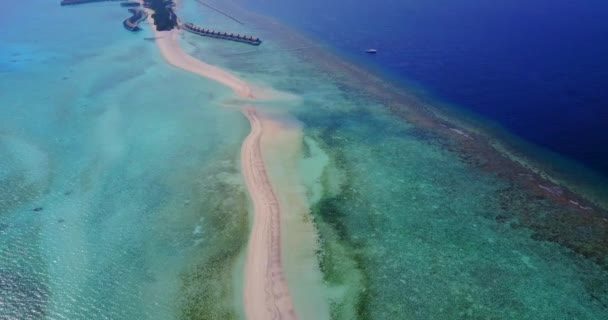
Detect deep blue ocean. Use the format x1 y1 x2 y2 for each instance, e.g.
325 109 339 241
241 0 608 178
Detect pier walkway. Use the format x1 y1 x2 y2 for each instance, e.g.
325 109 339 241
60 0 126 6
182 23 262 46
120 1 141 7
123 8 147 31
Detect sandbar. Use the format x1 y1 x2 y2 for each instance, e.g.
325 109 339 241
143 4 298 319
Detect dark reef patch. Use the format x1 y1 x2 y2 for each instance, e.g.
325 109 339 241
0 170 49 215
178 167 249 320
496 185 608 270
305 129 371 319
286 27 608 274
299 103 608 318
312 195 371 319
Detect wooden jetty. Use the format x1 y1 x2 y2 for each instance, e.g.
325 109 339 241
123 8 147 31
120 1 141 7
182 22 262 46
60 0 126 6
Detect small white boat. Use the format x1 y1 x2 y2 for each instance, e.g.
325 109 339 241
365 49 377 54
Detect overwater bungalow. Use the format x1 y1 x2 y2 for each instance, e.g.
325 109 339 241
182 22 262 45
60 0 126 5
120 1 140 7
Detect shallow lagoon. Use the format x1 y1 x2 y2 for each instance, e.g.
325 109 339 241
1 0 607 319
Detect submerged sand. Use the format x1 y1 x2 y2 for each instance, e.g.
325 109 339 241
241 107 297 320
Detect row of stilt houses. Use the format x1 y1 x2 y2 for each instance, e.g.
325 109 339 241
60 0 141 6
181 22 262 46
60 0 126 5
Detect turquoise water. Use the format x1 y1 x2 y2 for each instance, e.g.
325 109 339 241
2 1 248 318
2 0 607 319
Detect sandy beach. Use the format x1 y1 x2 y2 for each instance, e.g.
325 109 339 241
154 29 254 98
144 5 298 319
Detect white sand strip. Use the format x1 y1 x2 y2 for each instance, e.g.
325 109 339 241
241 106 298 320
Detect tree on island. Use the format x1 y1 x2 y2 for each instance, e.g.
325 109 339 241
143 0 178 31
